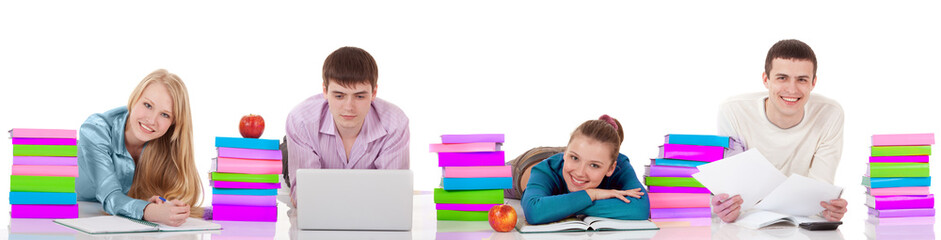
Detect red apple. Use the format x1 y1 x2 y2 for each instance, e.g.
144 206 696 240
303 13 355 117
239 114 265 138
488 204 517 232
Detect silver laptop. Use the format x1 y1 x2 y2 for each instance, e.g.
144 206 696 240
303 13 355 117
295 169 413 231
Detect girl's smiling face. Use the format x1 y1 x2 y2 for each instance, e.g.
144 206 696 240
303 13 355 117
561 134 617 192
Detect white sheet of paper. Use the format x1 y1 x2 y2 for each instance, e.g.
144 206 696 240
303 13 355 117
754 174 843 216
692 149 786 210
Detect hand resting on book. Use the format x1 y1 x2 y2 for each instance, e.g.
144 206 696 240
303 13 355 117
585 188 645 203
144 195 191 227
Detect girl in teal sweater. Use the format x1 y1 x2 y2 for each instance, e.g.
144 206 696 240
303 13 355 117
521 115 650 224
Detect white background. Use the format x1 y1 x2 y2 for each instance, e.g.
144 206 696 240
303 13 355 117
1 1 939 238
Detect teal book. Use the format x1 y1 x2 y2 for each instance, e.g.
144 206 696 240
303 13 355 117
214 137 280 150
665 134 730 148
12 145 77 157
862 176 931 188
651 159 709 168
212 188 277 196
442 177 512 191
9 192 77 205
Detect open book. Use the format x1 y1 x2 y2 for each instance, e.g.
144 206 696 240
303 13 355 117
516 215 659 233
54 215 222 234
692 149 843 229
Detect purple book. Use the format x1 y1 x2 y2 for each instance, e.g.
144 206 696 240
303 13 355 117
441 134 505 144
213 204 278 222
438 151 505 167
11 204 78 218
869 207 935 218
648 165 699 177
435 203 501 211
12 138 77 145
868 194 934 210
217 147 282 160
869 155 930 163
213 181 281 189
658 144 724 162
12 156 78 166
212 194 277 206
648 186 711 194
650 207 711 218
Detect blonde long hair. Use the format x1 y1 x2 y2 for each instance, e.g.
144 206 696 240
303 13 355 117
126 69 204 217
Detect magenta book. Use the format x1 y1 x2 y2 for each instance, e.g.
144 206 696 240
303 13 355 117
648 186 711 194
435 203 501 211
212 205 277 222
650 207 711 218
869 155 930 163
11 204 78 218
868 194 934 210
438 151 505 167
11 138 77 145
429 142 501 153
213 181 281 189
217 147 282 160
441 134 505 144
212 194 277 206
658 144 724 162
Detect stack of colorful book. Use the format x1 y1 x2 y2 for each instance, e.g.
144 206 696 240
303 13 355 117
9 128 79 219
864 133 934 226
210 136 282 222
430 134 510 221
644 134 729 227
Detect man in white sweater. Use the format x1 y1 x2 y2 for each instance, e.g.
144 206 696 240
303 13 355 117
711 39 848 223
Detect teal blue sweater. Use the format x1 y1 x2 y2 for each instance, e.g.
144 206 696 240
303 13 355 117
521 153 650 224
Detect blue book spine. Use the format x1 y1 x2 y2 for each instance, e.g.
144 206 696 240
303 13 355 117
214 137 280 150
665 134 730 148
212 188 278 196
651 159 709 168
870 177 931 188
442 177 512 190
9 192 77 205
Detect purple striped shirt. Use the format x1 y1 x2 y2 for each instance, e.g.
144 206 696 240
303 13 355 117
286 94 410 201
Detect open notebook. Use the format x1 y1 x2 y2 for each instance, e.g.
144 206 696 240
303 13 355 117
54 216 222 234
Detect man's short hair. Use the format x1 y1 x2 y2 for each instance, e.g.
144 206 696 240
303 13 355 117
322 46 378 90
765 39 817 76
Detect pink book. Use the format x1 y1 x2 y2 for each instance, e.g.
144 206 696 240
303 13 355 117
869 207 935 218
9 218 78 233
11 204 78 218
872 133 935 146
868 186 930 196
869 155 930 163
647 165 699 177
658 144 724 162
651 218 713 227
429 142 501 153
649 193 710 208
212 204 277 222
8 128 76 139
216 157 283 174
438 151 505 167
213 181 281 189
11 138 77 145
648 186 711 194
650 207 711 218
12 156 78 166
212 194 277 206
217 147 282 160
11 165 79 177
435 203 501 211
868 194 934 210
443 166 511 178
441 134 505 144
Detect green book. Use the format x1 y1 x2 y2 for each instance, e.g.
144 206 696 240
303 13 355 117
433 188 503 204
211 172 279 183
11 175 76 193
437 210 488 221
871 146 931 156
644 177 704 188
869 163 929 177
12 145 78 157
